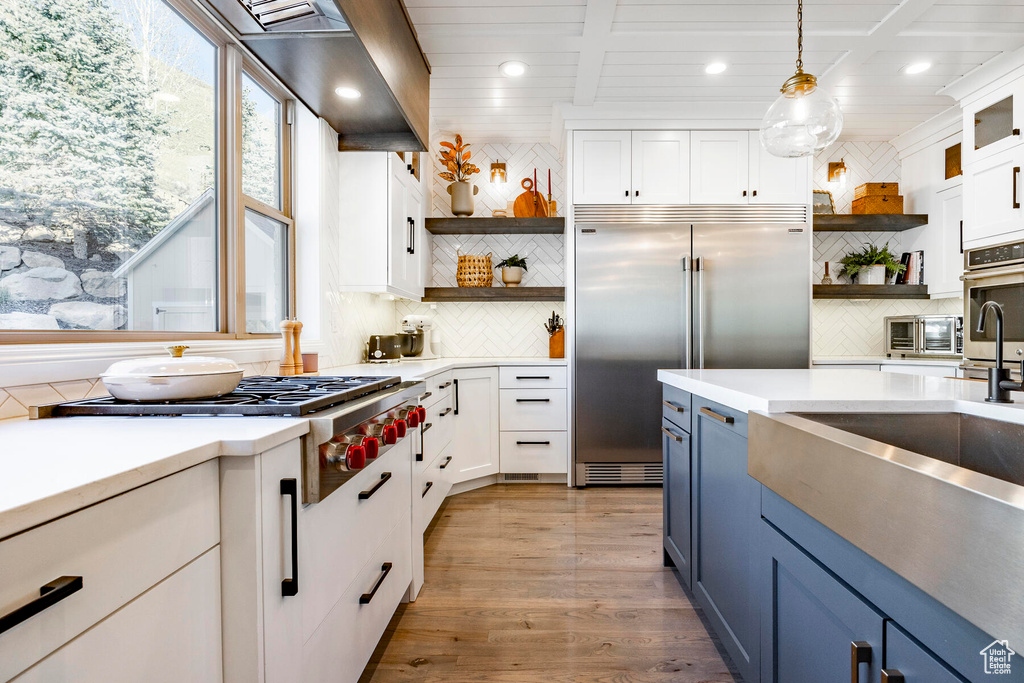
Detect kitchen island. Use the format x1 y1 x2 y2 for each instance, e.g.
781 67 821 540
658 368 1024 683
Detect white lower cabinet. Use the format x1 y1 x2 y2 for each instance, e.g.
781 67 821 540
497 365 569 475
0 460 221 682
451 367 500 483
499 432 568 473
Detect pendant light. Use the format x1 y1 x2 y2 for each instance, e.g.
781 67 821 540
760 0 843 158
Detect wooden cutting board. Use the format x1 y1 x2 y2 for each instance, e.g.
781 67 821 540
513 178 549 218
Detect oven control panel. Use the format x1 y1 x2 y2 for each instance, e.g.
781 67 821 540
967 240 1024 269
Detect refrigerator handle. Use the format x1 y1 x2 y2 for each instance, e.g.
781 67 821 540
695 256 705 369
682 257 692 370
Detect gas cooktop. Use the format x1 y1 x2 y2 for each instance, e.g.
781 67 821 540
33 376 404 418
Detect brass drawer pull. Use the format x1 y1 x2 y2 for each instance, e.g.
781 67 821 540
662 400 685 413
660 426 683 443
700 406 734 424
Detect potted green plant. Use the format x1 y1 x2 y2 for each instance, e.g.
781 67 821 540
494 254 528 287
838 243 906 285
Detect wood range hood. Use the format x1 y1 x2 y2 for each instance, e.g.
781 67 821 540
200 0 429 152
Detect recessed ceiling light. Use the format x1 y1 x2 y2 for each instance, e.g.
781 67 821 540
704 62 728 75
903 62 932 75
334 86 361 99
499 61 527 78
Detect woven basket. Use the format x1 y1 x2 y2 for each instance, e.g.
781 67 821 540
456 250 493 287
852 195 904 215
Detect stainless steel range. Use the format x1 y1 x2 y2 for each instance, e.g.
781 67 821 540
32 375 427 504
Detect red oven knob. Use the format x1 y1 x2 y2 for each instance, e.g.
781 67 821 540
416 406 426 422
346 444 366 470
361 436 379 460
382 424 398 445
394 419 407 438
405 410 420 428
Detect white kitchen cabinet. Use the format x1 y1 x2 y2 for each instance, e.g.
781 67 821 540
748 134 810 204
499 432 568 474
962 75 1024 163
690 131 750 204
963 145 1023 247
631 131 690 204
933 185 965 297
573 131 632 204
451 366 500 483
338 151 425 300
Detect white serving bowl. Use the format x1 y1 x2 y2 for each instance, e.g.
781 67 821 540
100 347 243 402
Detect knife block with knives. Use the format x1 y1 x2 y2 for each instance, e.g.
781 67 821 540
545 311 564 359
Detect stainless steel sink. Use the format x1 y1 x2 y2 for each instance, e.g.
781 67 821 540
749 410 1024 648
793 412 1024 488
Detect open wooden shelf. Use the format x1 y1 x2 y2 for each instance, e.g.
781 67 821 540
813 284 929 300
422 287 565 302
425 217 565 235
813 214 928 232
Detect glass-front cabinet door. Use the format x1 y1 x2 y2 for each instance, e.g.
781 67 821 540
964 78 1024 162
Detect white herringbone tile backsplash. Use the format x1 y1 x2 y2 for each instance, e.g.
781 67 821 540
430 135 564 219
396 300 565 358
813 141 901 215
814 298 963 357
431 234 564 287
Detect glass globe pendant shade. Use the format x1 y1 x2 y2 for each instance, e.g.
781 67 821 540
760 72 843 158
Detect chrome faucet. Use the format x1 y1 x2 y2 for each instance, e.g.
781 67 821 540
977 301 1023 402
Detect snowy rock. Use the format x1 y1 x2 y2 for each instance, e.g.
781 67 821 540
0 225 23 244
89 254 102 262
21 250 64 269
105 243 135 261
0 312 60 330
22 226 56 242
0 267 82 300
49 302 127 330
81 270 126 298
0 246 20 271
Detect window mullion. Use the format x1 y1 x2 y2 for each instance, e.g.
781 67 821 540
226 45 245 338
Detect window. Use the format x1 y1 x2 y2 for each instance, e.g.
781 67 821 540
0 0 293 339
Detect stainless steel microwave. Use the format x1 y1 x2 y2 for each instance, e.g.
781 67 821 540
885 315 963 357
962 239 1024 366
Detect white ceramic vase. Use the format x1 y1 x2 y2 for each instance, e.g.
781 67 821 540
858 264 887 285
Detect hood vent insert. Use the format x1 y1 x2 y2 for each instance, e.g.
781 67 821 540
242 0 319 29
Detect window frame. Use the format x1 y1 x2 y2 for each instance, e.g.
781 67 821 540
0 0 296 344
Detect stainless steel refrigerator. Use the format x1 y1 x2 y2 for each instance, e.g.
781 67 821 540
573 210 811 486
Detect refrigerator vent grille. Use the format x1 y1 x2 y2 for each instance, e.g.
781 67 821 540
501 473 541 482
573 205 808 224
583 463 663 485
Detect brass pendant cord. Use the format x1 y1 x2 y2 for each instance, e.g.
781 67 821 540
780 0 815 92
796 0 803 73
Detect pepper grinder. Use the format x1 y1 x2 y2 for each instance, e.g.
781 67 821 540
821 261 833 285
280 319 298 376
292 318 304 374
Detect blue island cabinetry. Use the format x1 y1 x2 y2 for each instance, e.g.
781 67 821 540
662 383 1015 683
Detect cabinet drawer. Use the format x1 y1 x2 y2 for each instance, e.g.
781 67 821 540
662 385 691 431
0 461 219 681
414 446 453 534
299 440 411 640
500 432 568 473
500 389 567 431
499 366 567 389
303 512 413 683
421 394 454 467
693 396 748 438
12 547 223 683
422 372 453 409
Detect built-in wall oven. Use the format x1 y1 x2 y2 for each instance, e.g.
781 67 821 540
962 239 1024 368
885 315 963 357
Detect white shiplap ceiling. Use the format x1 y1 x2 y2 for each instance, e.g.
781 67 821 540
406 0 1024 143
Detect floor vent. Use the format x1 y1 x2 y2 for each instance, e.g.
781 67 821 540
501 473 541 482
583 463 663 486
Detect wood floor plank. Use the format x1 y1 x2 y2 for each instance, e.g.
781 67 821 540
360 484 740 683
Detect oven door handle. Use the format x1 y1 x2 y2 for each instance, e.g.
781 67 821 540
962 264 1024 280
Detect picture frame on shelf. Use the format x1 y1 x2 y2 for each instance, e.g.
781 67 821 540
813 190 836 214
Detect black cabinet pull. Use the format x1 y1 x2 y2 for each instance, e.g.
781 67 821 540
422 481 433 498
407 163 414 173
422 422 433 433
624 189 629 197
439 407 452 417
439 455 453 470
880 671 904 683
410 218 416 254
280 478 299 597
516 375 550 380
661 400 685 413
516 398 550 403
359 562 393 604
1014 128 1021 136
742 190 748 197
850 641 871 683
453 378 460 415
0 576 83 635
407 217 415 254
752 190 757 197
960 219 964 255
516 440 551 445
1014 166 1020 209
700 406 734 424
660 426 683 443
635 190 639 197
358 472 392 500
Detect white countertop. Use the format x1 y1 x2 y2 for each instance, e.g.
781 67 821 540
813 356 962 367
0 356 562 539
658 368 1024 424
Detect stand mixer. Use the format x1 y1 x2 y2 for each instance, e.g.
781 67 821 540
401 314 438 359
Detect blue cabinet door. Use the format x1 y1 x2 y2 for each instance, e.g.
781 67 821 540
884 622 965 683
761 520 885 683
691 397 759 682
662 419 690 587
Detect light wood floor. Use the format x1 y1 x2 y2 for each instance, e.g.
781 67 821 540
360 484 740 683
